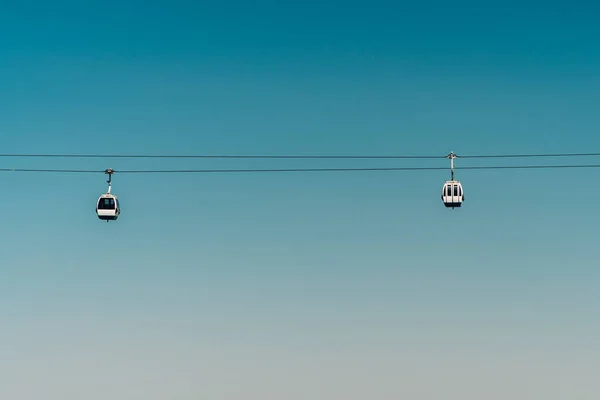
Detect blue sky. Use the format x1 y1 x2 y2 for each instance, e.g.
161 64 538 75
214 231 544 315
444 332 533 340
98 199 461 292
1 1 599 398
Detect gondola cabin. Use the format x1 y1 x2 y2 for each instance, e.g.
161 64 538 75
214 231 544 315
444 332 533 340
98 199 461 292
441 180 464 208
96 193 120 221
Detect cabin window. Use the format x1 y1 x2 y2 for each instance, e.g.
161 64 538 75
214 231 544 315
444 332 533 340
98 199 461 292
98 198 116 210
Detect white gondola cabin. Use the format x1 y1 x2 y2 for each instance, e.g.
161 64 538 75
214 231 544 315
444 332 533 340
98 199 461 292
441 152 464 209
96 168 120 221
441 180 464 208
96 193 120 221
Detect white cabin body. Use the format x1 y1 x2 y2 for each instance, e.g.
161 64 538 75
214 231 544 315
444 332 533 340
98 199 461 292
96 193 120 221
441 180 464 208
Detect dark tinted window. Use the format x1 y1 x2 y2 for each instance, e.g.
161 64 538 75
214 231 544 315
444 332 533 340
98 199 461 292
98 197 116 210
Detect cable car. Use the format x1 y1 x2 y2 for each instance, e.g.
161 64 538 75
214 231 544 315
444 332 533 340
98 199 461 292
441 152 464 209
96 168 120 222
441 180 464 208
96 193 120 221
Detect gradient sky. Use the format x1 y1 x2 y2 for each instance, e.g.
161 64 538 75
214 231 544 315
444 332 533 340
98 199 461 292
1 1 599 398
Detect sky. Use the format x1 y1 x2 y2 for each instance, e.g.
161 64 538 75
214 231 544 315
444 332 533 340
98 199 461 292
1 0 599 398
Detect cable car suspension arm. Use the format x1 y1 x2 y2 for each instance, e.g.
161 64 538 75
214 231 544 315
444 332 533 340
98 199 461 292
105 168 114 194
447 152 457 180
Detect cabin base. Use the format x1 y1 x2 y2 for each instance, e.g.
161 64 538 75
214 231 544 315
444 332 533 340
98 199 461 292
97 214 119 221
443 202 462 208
